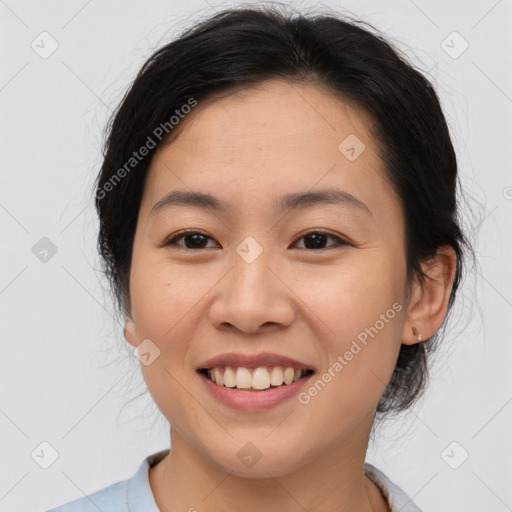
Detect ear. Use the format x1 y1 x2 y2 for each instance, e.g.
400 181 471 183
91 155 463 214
401 245 457 345
123 317 138 348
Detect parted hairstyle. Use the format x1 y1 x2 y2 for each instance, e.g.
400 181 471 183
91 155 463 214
94 4 473 420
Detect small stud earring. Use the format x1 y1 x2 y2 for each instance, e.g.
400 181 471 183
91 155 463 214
412 326 423 342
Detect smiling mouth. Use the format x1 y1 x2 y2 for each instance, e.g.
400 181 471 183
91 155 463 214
198 366 315 391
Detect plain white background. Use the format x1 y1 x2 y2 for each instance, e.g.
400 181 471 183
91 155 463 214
0 0 511 510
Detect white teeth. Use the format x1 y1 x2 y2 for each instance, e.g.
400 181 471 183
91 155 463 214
205 366 310 390
270 367 283 386
235 367 252 389
283 367 295 385
223 366 236 388
252 367 270 389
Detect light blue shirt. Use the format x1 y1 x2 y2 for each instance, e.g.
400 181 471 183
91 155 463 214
46 449 422 511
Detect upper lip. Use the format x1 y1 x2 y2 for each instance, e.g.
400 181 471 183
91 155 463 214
197 352 314 371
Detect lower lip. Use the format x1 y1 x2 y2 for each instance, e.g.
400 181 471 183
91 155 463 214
198 371 314 411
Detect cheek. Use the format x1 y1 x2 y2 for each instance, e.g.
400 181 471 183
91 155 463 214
302 257 405 398
303 256 404 336
296 279 403 442
129 263 198 422
129 258 199 340
127 267 198 424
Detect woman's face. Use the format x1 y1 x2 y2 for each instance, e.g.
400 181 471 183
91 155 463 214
125 79 412 476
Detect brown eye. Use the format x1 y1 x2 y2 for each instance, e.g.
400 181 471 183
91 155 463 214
164 231 218 249
292 231 347 250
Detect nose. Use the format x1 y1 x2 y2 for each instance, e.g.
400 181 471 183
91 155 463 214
208 247 296 335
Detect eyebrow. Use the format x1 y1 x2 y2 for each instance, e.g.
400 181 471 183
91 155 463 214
150 187 372 217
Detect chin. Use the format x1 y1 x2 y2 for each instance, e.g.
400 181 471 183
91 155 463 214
206 445 307 479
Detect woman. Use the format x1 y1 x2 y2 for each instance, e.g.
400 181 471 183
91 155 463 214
47 5 471 511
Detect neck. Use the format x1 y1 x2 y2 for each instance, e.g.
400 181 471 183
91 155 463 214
149 427 389 512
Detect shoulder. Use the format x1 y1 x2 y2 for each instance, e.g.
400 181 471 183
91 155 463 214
45 479 128 512
45 449 169 512
364 462 423 512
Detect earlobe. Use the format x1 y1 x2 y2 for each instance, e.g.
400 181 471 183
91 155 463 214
402 245 457 345
123 318 138 347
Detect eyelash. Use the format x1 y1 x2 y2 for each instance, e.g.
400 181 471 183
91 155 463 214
163 229 349 251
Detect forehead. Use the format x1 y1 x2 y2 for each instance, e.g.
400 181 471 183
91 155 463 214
161 79 377 157
140 78 401 222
